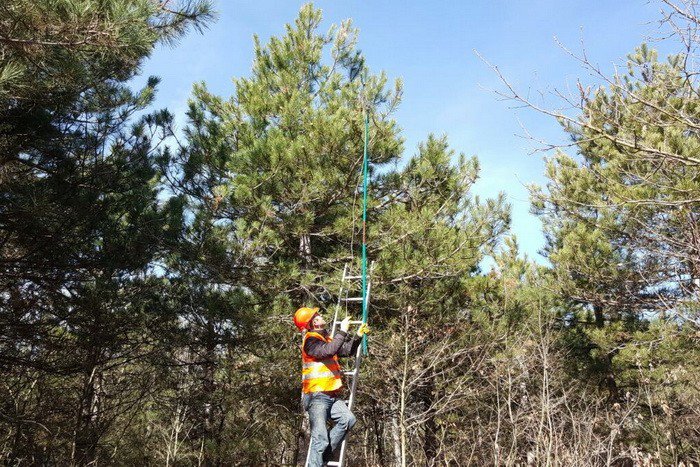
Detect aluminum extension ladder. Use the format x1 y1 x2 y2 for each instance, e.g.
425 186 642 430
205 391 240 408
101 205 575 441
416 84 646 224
304 262 373 467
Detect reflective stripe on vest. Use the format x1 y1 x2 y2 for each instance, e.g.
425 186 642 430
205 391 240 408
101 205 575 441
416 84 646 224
301 331 343 394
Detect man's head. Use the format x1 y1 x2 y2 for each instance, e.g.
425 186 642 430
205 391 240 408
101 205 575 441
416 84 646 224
293 306 320 331
309 312 326 330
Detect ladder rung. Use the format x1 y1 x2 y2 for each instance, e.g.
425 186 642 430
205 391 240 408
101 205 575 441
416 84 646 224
327 462 341 466
340 297 363 302
334 320 363 326
344 275 362 280
343 370 356 377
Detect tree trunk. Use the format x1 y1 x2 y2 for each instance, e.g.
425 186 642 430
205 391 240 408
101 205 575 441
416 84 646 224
299 233 312 264
373 402 386 465
390 411 403 467
420 372 439 463
202 319 219 465
72 361 102 466
593 305 619 402
593 304 604 328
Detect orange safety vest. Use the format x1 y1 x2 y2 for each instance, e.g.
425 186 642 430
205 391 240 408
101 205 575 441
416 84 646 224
301 331 343 394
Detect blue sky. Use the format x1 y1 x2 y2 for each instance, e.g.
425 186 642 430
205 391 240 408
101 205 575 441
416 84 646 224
137 1 672 263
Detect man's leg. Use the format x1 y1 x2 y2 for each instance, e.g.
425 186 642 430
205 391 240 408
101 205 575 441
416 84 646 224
328 398 357 453
306 393 332 467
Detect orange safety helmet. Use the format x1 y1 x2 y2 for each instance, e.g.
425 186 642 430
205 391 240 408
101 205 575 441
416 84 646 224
294 307 319 331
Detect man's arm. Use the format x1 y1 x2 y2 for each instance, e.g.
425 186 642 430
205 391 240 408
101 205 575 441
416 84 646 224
337 334 361 358
304 332 349 360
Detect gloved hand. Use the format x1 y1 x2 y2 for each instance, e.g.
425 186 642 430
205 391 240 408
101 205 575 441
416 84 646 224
340 316 350 332
356 323 370 337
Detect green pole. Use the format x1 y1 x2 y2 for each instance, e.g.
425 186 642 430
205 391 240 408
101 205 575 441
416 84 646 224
361 110 369 354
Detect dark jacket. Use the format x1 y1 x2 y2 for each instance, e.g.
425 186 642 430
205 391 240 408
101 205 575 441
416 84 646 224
303 329 362 360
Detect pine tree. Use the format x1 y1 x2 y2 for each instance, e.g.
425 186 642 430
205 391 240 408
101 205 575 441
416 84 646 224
0 1 213 463
532 42 700 462
364 135 509 464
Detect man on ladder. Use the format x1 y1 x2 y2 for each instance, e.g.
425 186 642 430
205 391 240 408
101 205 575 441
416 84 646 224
294 307 370 466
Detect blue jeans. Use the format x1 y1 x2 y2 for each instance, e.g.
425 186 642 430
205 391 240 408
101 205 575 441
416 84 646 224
303 392 356 467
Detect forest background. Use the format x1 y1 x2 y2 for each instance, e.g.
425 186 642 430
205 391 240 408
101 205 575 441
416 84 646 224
1 0 700 465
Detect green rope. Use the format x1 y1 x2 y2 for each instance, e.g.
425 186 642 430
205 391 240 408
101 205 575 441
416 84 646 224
361 110 369 355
